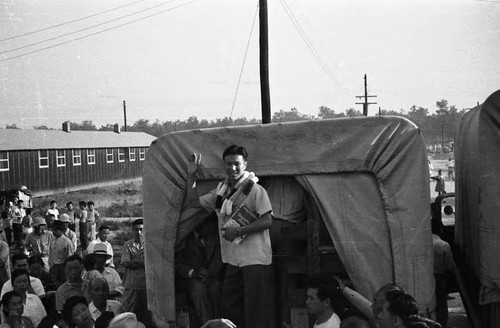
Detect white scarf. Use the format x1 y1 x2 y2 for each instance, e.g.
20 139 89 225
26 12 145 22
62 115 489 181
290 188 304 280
216 171 259 216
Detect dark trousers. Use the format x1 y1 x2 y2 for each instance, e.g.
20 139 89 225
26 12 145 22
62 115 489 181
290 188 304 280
270 219 307 325
435 274 449 328
180 279 222 325
221 264 274 328
12 223 23 245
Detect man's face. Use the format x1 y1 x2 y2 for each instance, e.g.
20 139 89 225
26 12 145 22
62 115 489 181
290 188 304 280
88 204 94 210
65 260 83 282
90 279 109 305
224 154 247 183
305 288 327 316
13 274 29 294
95 255 107 270
17 201 24 209
29 263 43 278
14 259 29 271
67 203 74 211
98 229 110 242
133 224 144 241
53 228 63 238
50 202 57 209
376 300 396 328
34 224 45 234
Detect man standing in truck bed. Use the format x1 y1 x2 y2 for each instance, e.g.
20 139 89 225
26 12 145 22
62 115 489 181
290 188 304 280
186 145 275 328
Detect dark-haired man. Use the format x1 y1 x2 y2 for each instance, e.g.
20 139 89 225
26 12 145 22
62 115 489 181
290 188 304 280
306 274 341 328
121 219 146 314
49 220 75 285
186 145 274 328
0 253 45 298
55 254 90 311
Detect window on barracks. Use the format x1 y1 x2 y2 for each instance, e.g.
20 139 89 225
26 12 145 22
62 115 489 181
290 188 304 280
106 148 114 163
39 150 49 168
139 148 146 161
56 150 66 167
0 152 8 171
73 150 82 166
87 149 96 165
129 147 136 161
118 148 126 162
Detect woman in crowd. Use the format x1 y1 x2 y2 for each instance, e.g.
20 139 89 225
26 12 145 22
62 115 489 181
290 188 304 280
0 291 34 328
62 296 94 328
10 269 46 328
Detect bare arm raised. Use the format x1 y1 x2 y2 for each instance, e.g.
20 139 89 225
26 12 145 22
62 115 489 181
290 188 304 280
184 153 203 208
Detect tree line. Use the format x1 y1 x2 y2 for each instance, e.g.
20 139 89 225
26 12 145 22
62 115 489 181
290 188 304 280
6 99 469 148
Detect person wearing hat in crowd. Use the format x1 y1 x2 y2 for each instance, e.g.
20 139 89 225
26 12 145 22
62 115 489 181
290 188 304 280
24 217 53 271
87 226 114 268
49 220 75 285
88 277 123 321
108 312 145 328
56 255 91 312
92 243 123 298
59 214 77 252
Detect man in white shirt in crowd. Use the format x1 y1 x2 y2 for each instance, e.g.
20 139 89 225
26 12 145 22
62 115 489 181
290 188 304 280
88 276 123 320
304 274 341 328
59 213 77 252
24 217 53 270
1 253 45 298
92 243 123 298
87 225 114 267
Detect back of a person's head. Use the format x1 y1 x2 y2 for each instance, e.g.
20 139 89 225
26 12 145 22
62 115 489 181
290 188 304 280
407 315 443 328
307 273 341 306
386 290 419 327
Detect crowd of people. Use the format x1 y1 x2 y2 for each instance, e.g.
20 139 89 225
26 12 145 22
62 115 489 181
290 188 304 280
0 199 148 328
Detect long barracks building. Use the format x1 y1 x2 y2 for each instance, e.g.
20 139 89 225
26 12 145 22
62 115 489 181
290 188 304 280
0 123 156 195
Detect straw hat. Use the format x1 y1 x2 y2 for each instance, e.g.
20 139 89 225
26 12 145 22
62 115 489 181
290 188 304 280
108 312 146 328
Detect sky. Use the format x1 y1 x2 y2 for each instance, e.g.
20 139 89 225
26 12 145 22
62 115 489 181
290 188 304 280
1 0 499 129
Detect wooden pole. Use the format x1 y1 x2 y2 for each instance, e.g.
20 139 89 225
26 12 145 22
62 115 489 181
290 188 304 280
259 0 271 124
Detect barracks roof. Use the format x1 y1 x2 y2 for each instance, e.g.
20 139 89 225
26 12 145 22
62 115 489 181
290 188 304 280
0 129 156 151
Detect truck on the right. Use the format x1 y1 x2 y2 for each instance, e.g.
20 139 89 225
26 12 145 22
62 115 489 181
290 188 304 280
432 89 500 328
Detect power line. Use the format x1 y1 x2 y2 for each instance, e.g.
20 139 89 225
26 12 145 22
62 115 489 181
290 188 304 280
229 3 259 119
0 0 150 43
0 0 182 56
280 0 347 93
0 0 200 63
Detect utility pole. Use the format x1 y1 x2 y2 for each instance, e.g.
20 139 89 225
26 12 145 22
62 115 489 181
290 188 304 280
123 100 127 131
259 0 271 124
355 74 377 116
441 121 444 151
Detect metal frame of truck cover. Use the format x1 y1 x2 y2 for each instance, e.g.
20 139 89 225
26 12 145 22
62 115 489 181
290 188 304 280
455 89 500 327
142 116 434 325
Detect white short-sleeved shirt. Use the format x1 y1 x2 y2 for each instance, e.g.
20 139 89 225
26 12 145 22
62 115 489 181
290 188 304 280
200 182 273 267
313 313 341 328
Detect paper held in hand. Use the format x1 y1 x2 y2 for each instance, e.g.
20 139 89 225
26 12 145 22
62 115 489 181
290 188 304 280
223 205 259 244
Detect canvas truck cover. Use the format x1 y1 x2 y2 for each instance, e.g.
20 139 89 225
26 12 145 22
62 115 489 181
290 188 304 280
455 89 500 305
142 116 434 324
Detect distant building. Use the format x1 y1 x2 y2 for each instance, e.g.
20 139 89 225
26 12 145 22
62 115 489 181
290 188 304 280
0 123 156 195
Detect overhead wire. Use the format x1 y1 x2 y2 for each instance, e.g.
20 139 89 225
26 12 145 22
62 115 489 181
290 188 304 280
0 0 200 63
229 3 259 119
0 0 183 56
279 0 347 93
0 0 150 43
